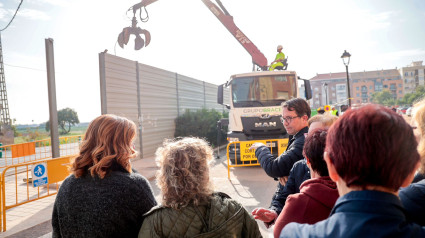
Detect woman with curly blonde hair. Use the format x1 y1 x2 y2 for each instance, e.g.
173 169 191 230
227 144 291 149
52 114 157 238
139 137 262 238
399 98 425 226
412 98 425 176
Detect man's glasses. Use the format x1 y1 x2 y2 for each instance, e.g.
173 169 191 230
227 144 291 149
280 116 300 124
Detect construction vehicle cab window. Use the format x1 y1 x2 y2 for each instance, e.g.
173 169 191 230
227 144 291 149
231 74 295 106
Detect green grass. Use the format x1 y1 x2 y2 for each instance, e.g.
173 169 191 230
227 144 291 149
14 125 87 144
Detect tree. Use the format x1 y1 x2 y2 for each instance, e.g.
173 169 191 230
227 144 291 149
370 90 396 106
10 118 19 137
174 108 228 147
398 86 425 106
45 108 80 134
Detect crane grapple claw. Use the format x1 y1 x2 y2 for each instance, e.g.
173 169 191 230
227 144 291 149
117 28 131 49
140 29 151 47
117 26 151 50
134 34 145 50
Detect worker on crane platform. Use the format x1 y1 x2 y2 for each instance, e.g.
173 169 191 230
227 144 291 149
269 45 286 71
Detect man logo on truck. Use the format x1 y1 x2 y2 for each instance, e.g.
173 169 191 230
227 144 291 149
255 122 277 128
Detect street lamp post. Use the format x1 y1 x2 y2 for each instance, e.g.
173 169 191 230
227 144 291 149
341 50 351 107
323 82 328 105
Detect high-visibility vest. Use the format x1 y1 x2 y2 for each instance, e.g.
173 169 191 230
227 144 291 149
332 110 338 116
269 52 286 71
275 52 285 62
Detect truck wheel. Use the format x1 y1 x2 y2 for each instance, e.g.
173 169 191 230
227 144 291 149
228 144 241 165
228 154 241 165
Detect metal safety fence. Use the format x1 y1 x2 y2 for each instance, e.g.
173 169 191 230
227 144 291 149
0 135 82 170
226 138 289 179
0 156 73 231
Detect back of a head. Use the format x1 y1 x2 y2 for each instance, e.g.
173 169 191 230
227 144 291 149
326 104 419 191
72 114 137 178
414 98 425 139
413 97 425 172
303 129 329 176
155 137 214 209
308 114 338 127
282 98 311 118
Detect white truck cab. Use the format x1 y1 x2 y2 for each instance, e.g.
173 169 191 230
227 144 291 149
218 70 312 163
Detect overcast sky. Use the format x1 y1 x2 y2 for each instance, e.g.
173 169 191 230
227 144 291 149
1 0 424 124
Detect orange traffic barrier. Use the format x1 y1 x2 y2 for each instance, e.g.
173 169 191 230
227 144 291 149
11 142 36 158
226 139 289 179
0 156 74 231
0 135 82 169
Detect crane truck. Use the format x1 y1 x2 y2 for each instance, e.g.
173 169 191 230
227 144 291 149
118 0 312 164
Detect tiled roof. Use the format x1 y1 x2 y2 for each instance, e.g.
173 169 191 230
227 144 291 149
310 72 347 80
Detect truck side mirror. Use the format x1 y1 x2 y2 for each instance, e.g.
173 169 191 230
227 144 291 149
303 79 312 100
217 84 224 105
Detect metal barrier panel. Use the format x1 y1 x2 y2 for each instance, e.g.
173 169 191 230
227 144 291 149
0 135 82 169
11 143 36 158
58 135 83 157
47 157 72 184
226 139 289 179
0 156 73 231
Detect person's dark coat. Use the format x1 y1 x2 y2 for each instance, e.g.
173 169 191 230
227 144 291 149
399 179 425 226
412 172 424 183
52 167 157 238
280 190 425 238
255 127 308 178
273 176 338 238
138 192 262 238
269 159 310 215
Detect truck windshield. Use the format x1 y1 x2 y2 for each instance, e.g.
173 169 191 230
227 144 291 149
231 74 296 108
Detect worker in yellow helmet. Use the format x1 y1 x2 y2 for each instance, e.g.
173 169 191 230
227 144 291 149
332 107 339 116
317 107 325 114
269 45 286 71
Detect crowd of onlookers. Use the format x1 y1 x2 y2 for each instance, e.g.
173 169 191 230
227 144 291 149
51 97 425 238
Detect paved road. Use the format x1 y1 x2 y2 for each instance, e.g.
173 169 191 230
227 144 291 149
2 149 278 238
148 151 278 238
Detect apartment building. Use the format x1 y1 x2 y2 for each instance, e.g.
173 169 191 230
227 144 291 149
401 61 425 94
308 61 424 107
350 69 402 104
309 72 347 108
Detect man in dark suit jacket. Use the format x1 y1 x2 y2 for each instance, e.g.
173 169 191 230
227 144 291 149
250 98 310 226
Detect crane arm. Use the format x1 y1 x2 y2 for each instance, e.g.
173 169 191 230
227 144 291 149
122 0 269 70
201 0 268 70
131 0 158 14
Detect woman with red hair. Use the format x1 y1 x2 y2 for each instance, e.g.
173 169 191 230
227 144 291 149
279 104 425 237
273 129 338 238
52 114 157 238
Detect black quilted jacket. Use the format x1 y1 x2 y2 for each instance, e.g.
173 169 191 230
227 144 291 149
138 192 262 238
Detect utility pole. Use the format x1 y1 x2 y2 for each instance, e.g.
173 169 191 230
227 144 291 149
45 38 60 158
0 33 13 144
0 33 11 127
